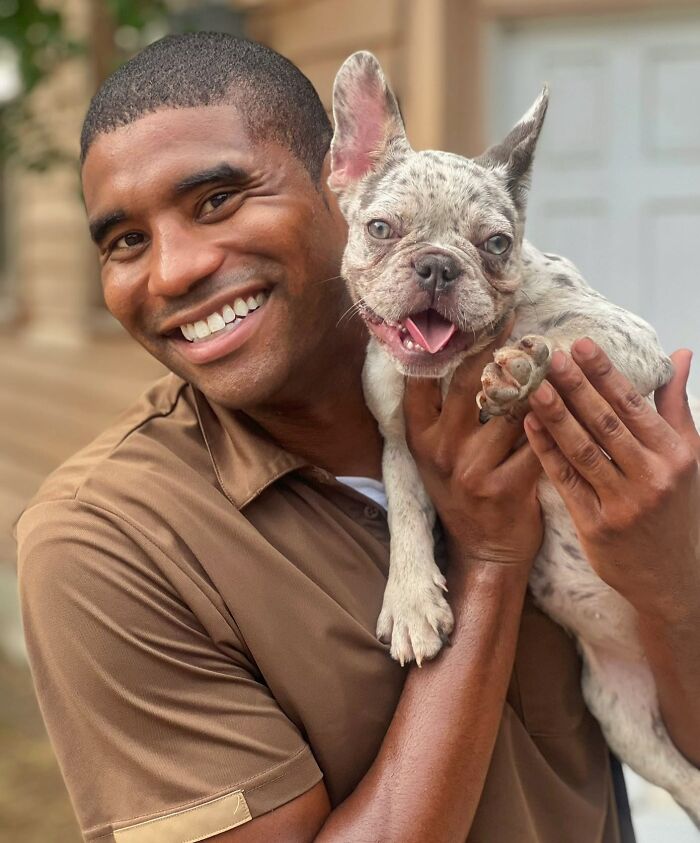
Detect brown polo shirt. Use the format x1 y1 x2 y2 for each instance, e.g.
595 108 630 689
17 373 625 843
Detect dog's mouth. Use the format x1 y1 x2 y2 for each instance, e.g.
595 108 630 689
360 304 475 364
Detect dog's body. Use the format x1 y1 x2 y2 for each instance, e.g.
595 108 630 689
329 51 700 822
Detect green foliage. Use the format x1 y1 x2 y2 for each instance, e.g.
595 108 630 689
0 0 80 95
106 0 169 33
0 0 169 169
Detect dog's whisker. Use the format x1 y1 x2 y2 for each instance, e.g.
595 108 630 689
520 288 540 321
336 296 369 329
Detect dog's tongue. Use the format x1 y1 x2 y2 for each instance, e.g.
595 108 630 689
404 310 457 354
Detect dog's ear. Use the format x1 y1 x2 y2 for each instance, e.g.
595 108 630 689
329 51 409 193
475 86 549 209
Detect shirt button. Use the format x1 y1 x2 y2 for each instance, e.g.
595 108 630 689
309 468 333 483
363 504 380 519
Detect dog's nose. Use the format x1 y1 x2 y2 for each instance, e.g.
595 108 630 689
414 253 461 293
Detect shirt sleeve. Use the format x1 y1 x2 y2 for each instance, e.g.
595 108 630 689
17 498 322 843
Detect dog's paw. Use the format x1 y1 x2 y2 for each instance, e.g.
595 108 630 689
376 572 453 667
477 335 552 419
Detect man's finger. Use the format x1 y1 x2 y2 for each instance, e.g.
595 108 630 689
528 379 621 496
468 414 530 472
570 338 672 453
404 375 442 439
545 349 646 477
496 438 543 493
524 412 599 513
655 350 700 451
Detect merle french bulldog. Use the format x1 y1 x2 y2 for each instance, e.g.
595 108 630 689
328 51 700 824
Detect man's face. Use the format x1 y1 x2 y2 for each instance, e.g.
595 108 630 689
82 105 350 408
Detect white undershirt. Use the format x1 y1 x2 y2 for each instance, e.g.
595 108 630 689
335 475 388 511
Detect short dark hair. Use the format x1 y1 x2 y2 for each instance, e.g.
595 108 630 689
80 32 333 181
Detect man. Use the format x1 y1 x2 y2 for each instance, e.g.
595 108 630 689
17 32 700 843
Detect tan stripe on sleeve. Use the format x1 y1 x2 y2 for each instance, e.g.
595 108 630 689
113 790 252 843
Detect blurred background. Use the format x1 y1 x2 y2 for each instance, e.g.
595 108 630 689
0 0 698 840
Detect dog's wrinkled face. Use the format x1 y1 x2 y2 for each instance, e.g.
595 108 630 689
329 51 549 377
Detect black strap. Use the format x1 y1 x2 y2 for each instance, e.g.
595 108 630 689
611 753 637 843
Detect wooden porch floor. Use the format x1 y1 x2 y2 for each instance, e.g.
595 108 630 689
0 330 166 567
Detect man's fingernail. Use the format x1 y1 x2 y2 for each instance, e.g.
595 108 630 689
574 337 596 359
550 350 568 372
525 412 542 431
533 381 555 405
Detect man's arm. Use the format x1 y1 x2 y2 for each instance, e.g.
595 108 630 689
215 560 532 843
525 340 700 763
209 327 544 842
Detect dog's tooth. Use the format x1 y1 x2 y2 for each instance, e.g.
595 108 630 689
222 304 236 323
246 295 258 310
233 298 249 318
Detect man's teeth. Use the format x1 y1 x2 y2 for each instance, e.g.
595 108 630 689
180 291 268 342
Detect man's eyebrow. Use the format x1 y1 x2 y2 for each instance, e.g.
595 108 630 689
174 163 250 195
89 210 126 245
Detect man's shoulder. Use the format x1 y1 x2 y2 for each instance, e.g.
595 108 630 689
21 372 212 522
15 373 233 630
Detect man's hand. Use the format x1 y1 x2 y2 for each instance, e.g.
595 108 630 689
524 338 700 761
524 339 700 623
403 322 543 573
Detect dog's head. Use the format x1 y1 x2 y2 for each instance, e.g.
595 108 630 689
329 51 548 377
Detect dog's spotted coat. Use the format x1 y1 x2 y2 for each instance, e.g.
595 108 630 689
329 51 700 824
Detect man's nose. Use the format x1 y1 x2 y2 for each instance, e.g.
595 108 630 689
413 253 462 295
148 225 224 298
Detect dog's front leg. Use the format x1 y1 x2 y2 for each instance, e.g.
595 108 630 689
377 437 454 666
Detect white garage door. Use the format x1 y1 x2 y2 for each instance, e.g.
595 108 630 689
488 11 700 394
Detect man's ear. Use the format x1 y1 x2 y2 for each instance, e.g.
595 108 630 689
329 51 410 193
475 86 549 208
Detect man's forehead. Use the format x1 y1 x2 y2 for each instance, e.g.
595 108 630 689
81 105 256 207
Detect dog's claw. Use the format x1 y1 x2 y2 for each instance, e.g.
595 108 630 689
377 579 454 667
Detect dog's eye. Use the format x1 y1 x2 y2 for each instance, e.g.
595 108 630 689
367 220 393 240
482 234 512 256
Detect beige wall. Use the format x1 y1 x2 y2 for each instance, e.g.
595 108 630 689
246 0 484 154
14 0 95 346
7 0 690 345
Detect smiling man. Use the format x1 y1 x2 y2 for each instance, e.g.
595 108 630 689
16 32 700 843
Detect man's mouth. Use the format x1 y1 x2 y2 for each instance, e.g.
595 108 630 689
175 290 268 342
165 289 270 365
360 304 474 361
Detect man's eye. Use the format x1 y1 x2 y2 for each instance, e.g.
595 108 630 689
113 232 144 250
367 219 393 240
482 234 512 256
201 192 233 214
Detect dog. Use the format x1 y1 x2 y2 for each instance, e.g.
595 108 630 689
328 51 700 824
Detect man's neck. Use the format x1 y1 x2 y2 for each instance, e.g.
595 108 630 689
245 341 384 481
251 398 383 481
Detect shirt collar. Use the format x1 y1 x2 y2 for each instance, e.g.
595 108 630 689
192 386 308 509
